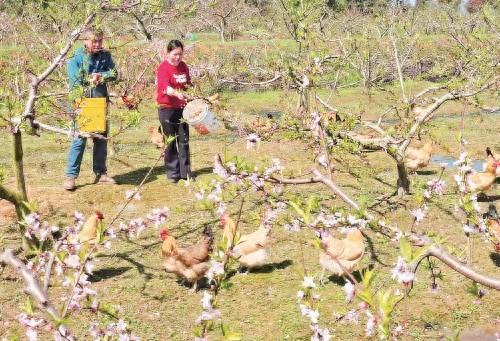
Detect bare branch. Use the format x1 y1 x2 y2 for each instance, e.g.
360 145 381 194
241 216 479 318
315 95 338 112
19 13 96 125
419 245 500 290
311 169 361 210
35 120 108 140
400 75 499 152
219 74 282 86
0 249 61 320
390 33 406 103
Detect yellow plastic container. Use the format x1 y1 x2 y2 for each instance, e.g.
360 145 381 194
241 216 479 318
77 98 107 133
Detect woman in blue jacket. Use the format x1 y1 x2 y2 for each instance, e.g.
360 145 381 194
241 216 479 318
64 27 117 191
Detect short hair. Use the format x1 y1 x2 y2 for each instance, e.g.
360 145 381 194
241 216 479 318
167 39 183 52
83 27 104 40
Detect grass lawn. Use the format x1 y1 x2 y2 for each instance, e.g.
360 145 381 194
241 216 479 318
0 87 499 340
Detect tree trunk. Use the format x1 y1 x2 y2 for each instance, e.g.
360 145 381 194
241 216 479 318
0 185 24 219
13 130 28 202
396 160 410 195
219 19 226 42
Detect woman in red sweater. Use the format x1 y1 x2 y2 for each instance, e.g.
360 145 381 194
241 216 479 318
156 40 192 183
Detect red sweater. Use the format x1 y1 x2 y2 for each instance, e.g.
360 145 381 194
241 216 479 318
156 60 191 108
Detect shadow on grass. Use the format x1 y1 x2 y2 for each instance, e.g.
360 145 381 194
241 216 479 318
248 259 293 274
477 194 500 203
490 253 500 267
90 266 132 282
191 166 214 178
416 170 438 176
113 166 164 185
327 267 373 286
225 259 293 280
362 231 390 267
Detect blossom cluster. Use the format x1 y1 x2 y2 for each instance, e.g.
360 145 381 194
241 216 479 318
297 276 332 341
391 256 416 285
195 292 222 325
89 319 140 340
23 212 59 242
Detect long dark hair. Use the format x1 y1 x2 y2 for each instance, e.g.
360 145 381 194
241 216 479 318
167 39 184 52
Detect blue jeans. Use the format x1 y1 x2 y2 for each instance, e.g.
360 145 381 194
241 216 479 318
66 128 108 178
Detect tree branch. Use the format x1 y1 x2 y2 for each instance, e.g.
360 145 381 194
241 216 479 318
18 12 96 125
0 249 61 320
219 74 282 86
400 75 499 152
419 245 500 290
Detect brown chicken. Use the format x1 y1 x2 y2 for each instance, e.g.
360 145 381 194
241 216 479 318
319 228 365 276
119 94 141 110
405 140 433 172
160 226 213 290
78 211 104 244
466 158 499 193
148 127 165 149
484 204 500 252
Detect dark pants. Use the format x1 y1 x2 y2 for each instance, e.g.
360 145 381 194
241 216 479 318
158 107 191 179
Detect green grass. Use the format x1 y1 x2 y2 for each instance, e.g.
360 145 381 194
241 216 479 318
0 90 499 340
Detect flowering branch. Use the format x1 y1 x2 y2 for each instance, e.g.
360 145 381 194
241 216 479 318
0 249 61 320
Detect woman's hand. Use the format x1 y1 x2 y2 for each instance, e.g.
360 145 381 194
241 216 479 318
175 92 187 101
90 73 102 86
166 86 187 101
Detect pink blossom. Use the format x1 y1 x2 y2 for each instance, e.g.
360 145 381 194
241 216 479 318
344 309 359 324
146 207 169 228
246 133 261 150
284 219 301 232
125 189 141 201
201 292 213 310
427 179 446 196
64 254 81 269
343 281 355 302
391 256 415 285
302 276 316 289
365 310 376 337
26 328 38 341
411 205 427 224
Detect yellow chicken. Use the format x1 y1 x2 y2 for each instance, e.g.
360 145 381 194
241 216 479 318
230 225 271 270
220 214 271 270
466 159 499 193
405 140 433 172
78 211 104 244
319 228 365 276
148 127 165 149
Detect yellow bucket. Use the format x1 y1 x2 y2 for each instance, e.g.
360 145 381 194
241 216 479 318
77 98 107 133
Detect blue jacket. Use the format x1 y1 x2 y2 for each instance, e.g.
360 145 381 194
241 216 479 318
67 46 117 98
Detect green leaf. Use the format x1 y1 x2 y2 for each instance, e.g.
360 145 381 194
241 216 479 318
24 296 35 314
288 201 307 222
224 332 242 341
361 268 375 288
399 238 413 262
356 289 373 308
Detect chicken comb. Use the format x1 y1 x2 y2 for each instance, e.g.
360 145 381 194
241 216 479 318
95 211 104 220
